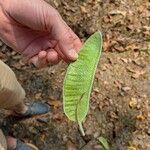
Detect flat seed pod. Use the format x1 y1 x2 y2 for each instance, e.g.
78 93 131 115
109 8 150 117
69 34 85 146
63 31 102 125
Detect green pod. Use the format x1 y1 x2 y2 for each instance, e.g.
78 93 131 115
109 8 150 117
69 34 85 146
63 31 102 132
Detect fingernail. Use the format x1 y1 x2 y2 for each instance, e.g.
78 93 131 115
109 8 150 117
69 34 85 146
68 49 78 60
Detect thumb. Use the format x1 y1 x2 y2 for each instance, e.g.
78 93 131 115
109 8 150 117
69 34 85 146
53 23 80 61
58 37 79 61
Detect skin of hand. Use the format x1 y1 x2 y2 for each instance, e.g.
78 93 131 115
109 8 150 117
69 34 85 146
0 0 82 67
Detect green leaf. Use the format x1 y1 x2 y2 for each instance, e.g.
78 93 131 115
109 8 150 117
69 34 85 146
63 31 102 123
98 136 110 150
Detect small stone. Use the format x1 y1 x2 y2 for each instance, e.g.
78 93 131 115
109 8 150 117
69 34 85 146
136 104 141 110
85 128 93 135
93 132 100 138
104 81 109 85
35 93 42 99
101 65 107 71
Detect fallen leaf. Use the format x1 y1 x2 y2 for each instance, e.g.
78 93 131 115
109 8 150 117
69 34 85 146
52 112 64 121
109 10 126 16
98 136 110 150
80 6 87 13
122 86 131 92
110 112 118 119
126 67 146 78
127 146 137 150
136 114 145 121
101 64 109 71
126 67 136 73
26 143 39 150
47 99 62 109
129 98 137 109
132 70 146 79
93 88 100 93
114 80 122 89
120 58 128 63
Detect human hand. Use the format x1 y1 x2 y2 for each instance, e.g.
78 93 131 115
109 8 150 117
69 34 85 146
0 0 82 67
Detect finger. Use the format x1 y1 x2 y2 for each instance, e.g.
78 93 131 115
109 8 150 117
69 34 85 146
29 56 39 67
37 51 48 68
38 50 47 59
68 27 83 53
30 50 60 67
22 35 51 58
54 22 79 61
54 44 69 62
46 49 60 64
29 54 47 68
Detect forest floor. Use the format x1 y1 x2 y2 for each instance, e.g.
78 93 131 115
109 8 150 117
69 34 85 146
0 0 150 150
